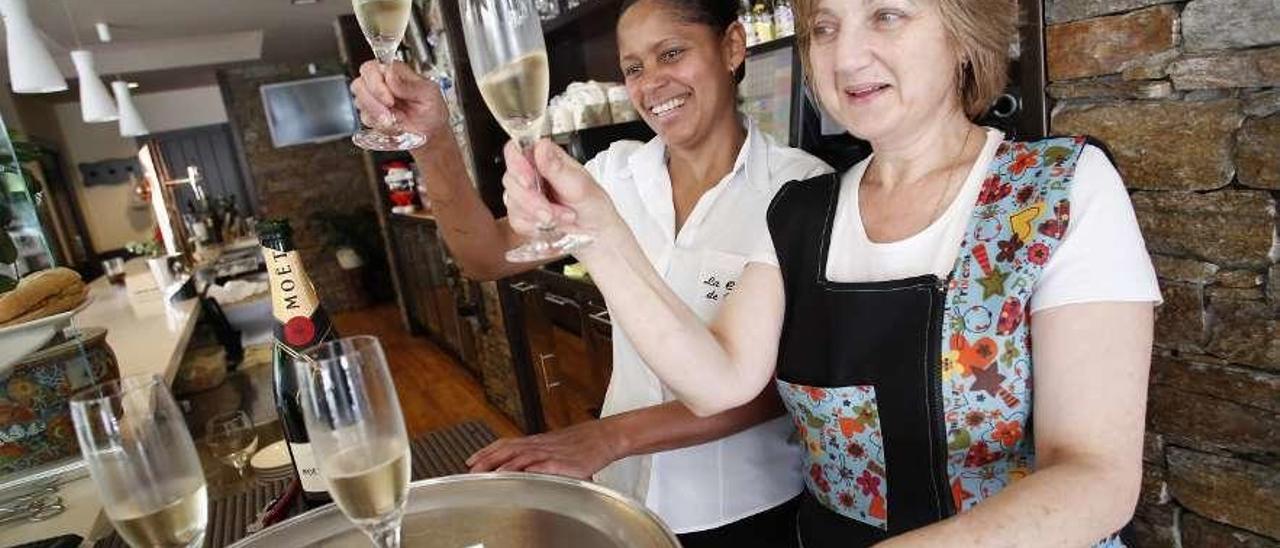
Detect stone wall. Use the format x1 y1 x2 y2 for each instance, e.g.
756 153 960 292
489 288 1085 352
1046 0 1279 545
476 280 530 431
219 62 374 312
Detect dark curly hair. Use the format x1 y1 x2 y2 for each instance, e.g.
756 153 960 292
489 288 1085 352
618 0 746 84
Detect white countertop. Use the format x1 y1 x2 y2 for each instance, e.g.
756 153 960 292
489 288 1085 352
76 258 203 383
0 258 203 546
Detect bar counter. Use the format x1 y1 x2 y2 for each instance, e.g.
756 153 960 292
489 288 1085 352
0 258 203 546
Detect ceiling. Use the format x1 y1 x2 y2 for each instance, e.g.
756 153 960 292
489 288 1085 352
5 0 359 97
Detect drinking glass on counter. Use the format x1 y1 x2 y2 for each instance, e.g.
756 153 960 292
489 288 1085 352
70 375 208 548
102 257 126 286
207 410 259 478
350 0 427 151
460 0 593 262
297 336 410 548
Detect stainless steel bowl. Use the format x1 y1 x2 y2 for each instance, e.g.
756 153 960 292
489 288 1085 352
229 472 681 547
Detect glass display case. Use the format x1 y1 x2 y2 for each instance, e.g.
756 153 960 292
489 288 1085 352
0 115 54 288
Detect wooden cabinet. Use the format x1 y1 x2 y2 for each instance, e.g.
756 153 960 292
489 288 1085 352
501 265 611 432
388 215 483 381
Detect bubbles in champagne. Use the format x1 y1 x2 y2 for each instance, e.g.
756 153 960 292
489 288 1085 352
109 483 208 548
353 0 412 59
477 51 550 139
326 444 411 523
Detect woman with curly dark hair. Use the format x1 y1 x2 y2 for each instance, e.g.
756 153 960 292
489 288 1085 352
352 1 831 545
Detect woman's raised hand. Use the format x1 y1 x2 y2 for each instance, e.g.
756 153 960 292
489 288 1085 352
349 60 448 142
501 139 624 254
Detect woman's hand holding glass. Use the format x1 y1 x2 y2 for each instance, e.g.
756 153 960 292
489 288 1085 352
500 139 624 259
350 61 449 148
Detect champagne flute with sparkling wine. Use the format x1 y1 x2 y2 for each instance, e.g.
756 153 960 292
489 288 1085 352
71 376 209 548
350 0 427 150
207 410 259 479
297 336 411 548
461 0 593 262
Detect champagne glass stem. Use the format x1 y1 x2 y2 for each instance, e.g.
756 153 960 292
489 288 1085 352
365 520 402 548
375 60 400 131
517 134 555 232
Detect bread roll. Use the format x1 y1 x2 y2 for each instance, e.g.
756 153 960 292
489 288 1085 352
0 268 86 326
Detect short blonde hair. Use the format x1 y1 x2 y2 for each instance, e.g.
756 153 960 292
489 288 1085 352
794 0 1016 120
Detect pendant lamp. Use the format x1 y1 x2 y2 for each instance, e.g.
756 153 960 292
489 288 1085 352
72 50 117 122
112 80 147 137
0 0 68 94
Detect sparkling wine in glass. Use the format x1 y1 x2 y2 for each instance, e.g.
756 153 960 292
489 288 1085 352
461 0 593 263
351 0 427 151
207 410 259 478
71 375 209 548
297 336 411 548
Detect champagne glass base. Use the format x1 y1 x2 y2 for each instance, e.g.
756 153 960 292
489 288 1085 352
360 513 404 548
352 129 427 152
504 232 594 263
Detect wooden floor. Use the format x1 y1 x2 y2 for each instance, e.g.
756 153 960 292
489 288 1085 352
332 304 522 440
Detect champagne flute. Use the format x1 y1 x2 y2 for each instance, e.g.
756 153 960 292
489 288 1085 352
297 336 410 548
351 0 427 151
460 0 593 263
70 375 208 548
206 410 259 478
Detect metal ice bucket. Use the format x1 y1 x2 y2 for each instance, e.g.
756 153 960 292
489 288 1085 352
230 472 681 547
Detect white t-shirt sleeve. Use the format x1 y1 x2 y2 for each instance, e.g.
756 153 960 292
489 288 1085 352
583 148 612 196
748 227 781 268
747 153 831 269
1030 145 1163 313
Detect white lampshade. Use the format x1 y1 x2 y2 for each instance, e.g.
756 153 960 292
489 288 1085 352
111 80 148 137
71 50 117 123
0 0 68 94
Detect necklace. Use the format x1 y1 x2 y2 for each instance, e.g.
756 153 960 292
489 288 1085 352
923 125 976 226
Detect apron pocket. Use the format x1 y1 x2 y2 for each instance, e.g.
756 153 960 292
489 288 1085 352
777 378 889 531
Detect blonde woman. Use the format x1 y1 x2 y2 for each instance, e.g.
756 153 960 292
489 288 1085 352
499 0 1161 545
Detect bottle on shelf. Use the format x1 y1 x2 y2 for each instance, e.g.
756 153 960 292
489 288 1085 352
774 0 795 38
258 219 337 510
740 0 759 47
535 0 560 20
753 1 776 44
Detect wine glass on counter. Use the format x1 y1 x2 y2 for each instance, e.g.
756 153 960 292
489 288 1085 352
207 410 260 479
296 336 411 548
350 0 427 151
70 375 208 548
460 0 593 262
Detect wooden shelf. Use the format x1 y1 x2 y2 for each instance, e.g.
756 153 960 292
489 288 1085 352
547 120 650 143
542 0 625 35
391 210 437 223
746 34 797 56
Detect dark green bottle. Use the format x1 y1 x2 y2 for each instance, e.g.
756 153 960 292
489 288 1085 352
258 219 334 508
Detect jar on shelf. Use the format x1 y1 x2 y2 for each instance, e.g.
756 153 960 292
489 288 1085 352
740 0 759 46
752 2 775 43
607 85 639 123
535 0 560 20
774 0 795 37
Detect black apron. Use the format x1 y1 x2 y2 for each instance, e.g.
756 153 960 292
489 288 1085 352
768 174 955 547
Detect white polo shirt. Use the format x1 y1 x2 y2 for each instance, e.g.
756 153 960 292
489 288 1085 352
584 120 832 533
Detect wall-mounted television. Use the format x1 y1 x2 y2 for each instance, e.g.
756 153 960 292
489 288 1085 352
259 75 360 148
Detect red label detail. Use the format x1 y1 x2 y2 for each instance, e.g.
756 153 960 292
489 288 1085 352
284 317 316 347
